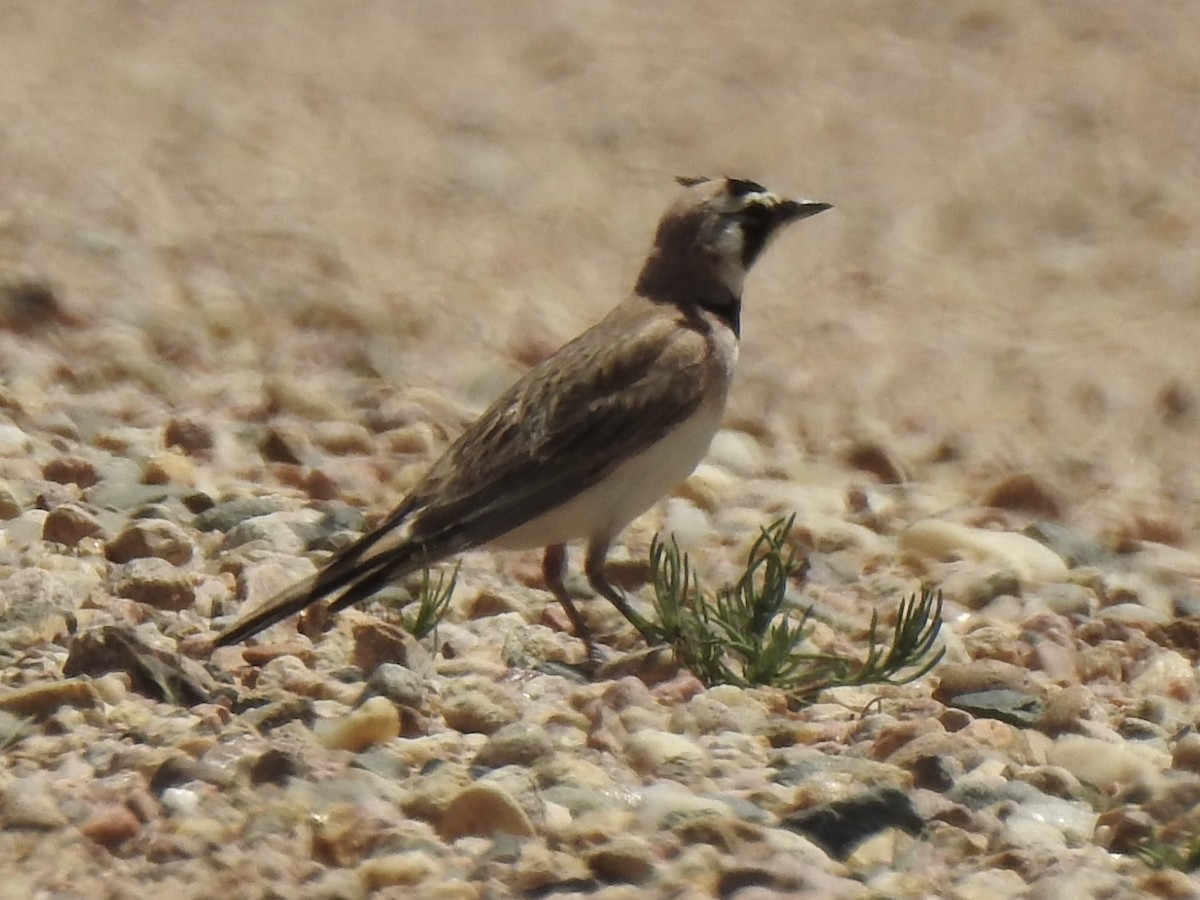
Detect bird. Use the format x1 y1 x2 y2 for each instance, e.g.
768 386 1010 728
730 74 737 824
211 176 830 658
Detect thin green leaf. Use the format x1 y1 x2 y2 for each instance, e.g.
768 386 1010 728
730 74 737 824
404 561 460 639
646 515 945 703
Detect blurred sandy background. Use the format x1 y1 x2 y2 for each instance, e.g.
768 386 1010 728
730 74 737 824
2 2 1199 548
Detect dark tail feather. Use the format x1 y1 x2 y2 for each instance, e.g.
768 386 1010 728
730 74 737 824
326 558 415 613
211 567 352 647
211 526 427 647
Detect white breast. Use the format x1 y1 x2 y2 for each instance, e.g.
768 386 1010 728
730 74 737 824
492 396 728 550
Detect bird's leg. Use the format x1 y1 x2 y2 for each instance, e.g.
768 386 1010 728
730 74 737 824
585 538 660 643
542 544 600 664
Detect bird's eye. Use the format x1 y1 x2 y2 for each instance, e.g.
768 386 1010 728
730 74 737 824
736 203 775 238
740 202 773 223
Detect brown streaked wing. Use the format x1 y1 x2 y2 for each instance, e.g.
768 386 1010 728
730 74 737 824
402 306 714 553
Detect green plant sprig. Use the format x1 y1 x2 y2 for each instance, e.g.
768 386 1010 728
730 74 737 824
648 515 945 700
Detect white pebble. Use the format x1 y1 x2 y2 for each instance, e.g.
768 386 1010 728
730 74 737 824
1000 814 1069 851
3 510 48 548
160 786 201 816
1097 602 1169 625
661 499 710 552
1130 650 1196 698
900 520 1068 581
1007 797 1096 846
706 430 763 476
1100 572 1174 618
636 783 731 829
625 730 704 776
1046 735 1168 790
0 424 30 454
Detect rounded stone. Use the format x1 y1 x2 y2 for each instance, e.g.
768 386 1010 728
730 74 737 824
42 503 104 546
318 696 400 752
105 518 194 565
80 804 141 850
438 782 537 840
901 520 1068 582
474 723 554 768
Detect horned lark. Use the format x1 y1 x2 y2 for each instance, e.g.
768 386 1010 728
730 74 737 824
212 176 830 656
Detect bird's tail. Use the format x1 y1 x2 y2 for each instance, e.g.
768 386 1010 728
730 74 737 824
211 502 428 647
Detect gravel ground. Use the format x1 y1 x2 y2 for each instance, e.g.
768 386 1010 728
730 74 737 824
2 4 1200 899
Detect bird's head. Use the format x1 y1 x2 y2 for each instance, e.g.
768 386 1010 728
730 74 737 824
637 176 831 304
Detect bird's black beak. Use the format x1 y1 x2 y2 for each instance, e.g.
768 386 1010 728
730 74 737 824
777 199 833 223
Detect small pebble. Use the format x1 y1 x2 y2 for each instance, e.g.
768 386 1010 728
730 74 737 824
1 780 68 829
707 430 764 476
626 729 704 777
0 423 30 454
311 421 375 455
193 498 285 533
110 558 197 610
163 417 215 455
105 518 194 565
1171 733 1200 774
353 622 426 675
80 805 141 850
1046 735 1167 790
442 680 520 735
0 480 21 519
438 782 537 840
42 503 104 545
0 679 97 718
474 723 554 768
219 511 309 555
982 473 1061 518
586 835 656 884
42 455 100 488
901 520 1068 581
141 452 198 487
362 662 427 710
358 853 435 890
1130 649 1196 701
318 696 400 752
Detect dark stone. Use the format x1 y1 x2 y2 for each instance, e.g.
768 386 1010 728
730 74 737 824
983 473 1061 518
164 417 215 455
526 880 599 899
362 662 426 709
181 491 216 514
88 483 174 512
948 689 1043 728
42 455 99 488
0 274 60 329
780 787 924 859
149 755 202 794
249 748 301 785
42 503 104 546
717 867 792 898
194 497 284 532
239 697 315 732
910 754 958 792
1023 521 1109 567
64 625 211 705
258 427 305 465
